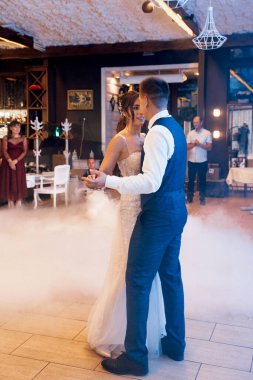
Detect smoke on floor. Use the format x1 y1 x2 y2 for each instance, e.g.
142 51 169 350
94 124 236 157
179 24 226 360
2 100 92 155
0 192 252 322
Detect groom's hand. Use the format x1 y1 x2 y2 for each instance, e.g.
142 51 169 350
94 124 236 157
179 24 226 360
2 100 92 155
83 169 107 189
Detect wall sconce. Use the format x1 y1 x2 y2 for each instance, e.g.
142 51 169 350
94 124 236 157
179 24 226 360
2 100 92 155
114 73 121 79
213 130 221 139
213 108 221 117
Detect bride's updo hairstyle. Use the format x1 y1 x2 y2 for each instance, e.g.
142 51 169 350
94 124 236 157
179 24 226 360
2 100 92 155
116 90 139 133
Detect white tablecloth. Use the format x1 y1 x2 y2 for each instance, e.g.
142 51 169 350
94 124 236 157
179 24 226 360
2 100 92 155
26 172 54 188
226 168 253 185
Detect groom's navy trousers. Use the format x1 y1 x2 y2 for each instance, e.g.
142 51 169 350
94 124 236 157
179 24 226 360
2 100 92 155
124 117 187 366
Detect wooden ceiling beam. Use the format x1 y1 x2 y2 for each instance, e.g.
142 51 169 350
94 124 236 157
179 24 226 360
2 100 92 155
46 39 196 55
1 32 253 60
0 25 34 49
0 38 196 59
223 33 253 48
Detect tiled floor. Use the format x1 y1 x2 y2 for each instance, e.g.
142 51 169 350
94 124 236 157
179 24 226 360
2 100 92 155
0 193 253 379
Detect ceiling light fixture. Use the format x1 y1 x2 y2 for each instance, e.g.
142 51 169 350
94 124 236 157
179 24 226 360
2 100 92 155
120 72 187 85
114 72 121 79
151 0 194 37
152 0 188 9
192 6 227 50
142 0 154 13
0 37 27 49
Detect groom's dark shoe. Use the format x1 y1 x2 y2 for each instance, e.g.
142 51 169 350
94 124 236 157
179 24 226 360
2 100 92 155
101 352 148 376
161 336 185 361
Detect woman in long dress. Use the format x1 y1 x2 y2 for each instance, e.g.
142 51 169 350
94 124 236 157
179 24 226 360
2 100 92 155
86 91 165 358
0 119 28 208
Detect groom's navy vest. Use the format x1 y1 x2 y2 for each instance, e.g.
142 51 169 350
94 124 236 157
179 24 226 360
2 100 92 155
141 116 186 210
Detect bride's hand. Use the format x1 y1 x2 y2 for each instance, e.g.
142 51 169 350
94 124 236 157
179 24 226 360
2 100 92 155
87 174 96 180
83 169 107 189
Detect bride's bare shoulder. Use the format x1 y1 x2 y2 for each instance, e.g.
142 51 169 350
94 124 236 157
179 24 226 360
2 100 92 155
111 132 127 145
106 133 126 152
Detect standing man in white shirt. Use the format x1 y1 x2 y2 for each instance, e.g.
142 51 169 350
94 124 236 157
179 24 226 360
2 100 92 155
84 77 187 376
187 116 212 205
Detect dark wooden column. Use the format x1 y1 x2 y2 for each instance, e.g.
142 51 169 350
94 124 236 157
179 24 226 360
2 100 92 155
202 48 230 177
169 83 178 119
197 50 206 120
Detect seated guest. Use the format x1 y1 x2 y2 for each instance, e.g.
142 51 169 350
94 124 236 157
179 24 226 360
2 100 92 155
83 158 96 177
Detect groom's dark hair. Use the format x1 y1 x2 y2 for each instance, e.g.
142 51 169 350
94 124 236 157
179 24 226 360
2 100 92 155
140 77 169 109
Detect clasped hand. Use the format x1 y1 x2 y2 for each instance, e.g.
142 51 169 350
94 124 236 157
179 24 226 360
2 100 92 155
83 169 107 189
8 159 17 170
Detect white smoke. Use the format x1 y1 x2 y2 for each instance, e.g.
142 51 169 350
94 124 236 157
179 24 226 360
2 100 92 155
181 210 253 321
0 192 252 322
0 190 117 311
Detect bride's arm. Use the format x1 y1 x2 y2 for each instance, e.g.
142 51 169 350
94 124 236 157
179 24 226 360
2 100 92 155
99 135 124 175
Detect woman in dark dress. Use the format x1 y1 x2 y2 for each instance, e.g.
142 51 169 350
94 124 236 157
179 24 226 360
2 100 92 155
0 120 28 208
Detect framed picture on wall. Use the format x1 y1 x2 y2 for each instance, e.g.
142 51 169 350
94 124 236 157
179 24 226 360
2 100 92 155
67 89 94 110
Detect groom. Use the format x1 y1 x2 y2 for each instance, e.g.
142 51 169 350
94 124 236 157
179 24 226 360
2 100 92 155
85 77 187 376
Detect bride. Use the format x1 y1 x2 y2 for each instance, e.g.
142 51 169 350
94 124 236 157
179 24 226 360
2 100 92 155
86 90 165 358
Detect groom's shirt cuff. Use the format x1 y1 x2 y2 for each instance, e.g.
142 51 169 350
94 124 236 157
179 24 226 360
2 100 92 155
105 171 155 194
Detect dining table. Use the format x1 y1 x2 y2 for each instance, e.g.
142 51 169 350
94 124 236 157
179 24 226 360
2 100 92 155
226 167 253 197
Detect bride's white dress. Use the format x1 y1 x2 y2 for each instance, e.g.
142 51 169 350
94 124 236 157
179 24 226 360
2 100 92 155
86 151 166 357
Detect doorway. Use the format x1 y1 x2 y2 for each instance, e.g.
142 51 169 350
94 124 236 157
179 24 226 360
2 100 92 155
101 62 198 152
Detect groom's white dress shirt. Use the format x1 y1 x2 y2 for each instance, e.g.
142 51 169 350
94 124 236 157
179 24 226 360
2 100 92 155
105 110 175 195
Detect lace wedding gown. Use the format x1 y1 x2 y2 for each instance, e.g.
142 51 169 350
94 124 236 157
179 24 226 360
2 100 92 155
86 151 166 357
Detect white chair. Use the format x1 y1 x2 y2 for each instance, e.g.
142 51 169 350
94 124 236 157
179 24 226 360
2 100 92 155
34 165 70 209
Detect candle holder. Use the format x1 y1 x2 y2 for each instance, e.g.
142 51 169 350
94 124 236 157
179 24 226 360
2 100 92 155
60 118 73 165
29 117 48 174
